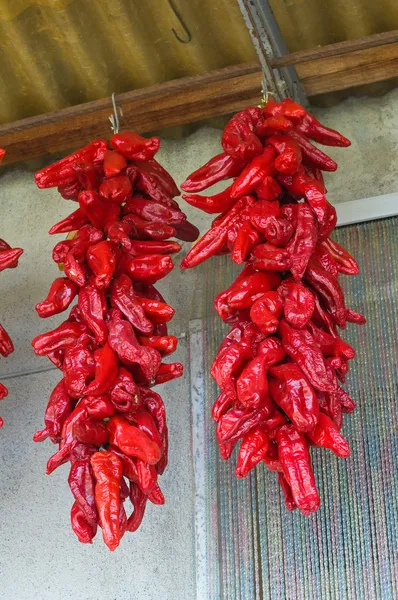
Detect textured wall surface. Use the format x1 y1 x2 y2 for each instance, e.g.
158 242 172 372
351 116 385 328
0 91 397 599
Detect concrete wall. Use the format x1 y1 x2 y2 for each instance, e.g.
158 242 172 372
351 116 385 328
0 89 397 599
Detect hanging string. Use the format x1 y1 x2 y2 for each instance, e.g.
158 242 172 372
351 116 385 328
109 92 123 134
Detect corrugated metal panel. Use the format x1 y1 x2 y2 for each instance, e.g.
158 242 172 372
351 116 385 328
189 216 398 599
0 0 397 125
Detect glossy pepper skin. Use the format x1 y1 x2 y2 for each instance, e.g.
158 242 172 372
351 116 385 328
34 132 194 548
181 101 364 517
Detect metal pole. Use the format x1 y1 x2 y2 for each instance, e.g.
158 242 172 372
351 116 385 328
237 0 308 106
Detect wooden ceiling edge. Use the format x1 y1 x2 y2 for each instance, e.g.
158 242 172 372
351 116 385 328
0 43 397 165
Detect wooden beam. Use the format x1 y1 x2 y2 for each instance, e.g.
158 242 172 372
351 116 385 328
296 43 398 96
0 62 263 165
271 30 398 68
1 36 398 165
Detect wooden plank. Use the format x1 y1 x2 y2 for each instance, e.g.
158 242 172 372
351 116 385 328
0 62 262 165
297 43 398 96
1 40 398 165
271 30 398 68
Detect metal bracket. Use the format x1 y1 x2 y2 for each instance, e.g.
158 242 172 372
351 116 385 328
237 0 308 106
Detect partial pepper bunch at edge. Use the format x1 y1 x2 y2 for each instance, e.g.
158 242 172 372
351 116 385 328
180 99 365 516
33 132 198 549
0 149 24 426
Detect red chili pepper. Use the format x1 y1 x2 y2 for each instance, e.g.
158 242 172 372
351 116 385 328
110 132 160 161
269 363 319 432
107 415 161 465
181 152 245 193
235 426 269 478
109 367 142 413
276 424 320 515
0 323 14 357
84 343 119 396
230 147 275 198
182 186 236 214
90 451 123 551
32 321 88 356
307 412 350 457
222 108 263 161
267 134 302 175
99 175 132 204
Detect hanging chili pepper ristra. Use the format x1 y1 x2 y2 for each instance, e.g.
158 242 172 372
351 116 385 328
0 149 24 426
180 98 365 515
33 124 198 549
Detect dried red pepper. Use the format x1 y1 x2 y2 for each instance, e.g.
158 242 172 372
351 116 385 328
0 151 24 425
33 133 195 547
181 101 364 516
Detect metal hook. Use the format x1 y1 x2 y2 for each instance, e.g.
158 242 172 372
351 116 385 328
258 76 274 108
168 0 192 43
108 92 124 134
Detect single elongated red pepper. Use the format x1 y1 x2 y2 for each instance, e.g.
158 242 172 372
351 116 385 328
68 445 98 528
140 387 168 475
107 310 161 383
230 147 275 198
122 213 177 241
84 343 119 396
107 415 161 464
226 271 281 309
49 209 89 235
182 186 236 214
231 221 261 264
294 113 351 147
279 168 328 223
284 203 318 280
264 98 306 120
32 321 88 356
0 247 24 271
279 319 336 393
211 391 234 422
305 258 346 328
235 426 269 478
321 237 360 275
152 362 183 385
269 363 319 432
46 404 88 474
90 451 123 551
86 240 117 289
109 274 153 335
252 242 291 272
136 297 175 324
127 483 147 532
73 159 100 191
181 152 245 193
70 501 97 544
110 132 160 161
255 115 293 136
307 412 350 457
0 324 14 357
138 335 178 356
276 425 320 515
128 239 182 255
289 130 337 172
236 355 270 409
118 252 173 284
78 284 108 344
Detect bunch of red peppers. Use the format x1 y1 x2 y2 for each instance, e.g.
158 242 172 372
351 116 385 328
33 133 198 549
0 149 24 426
181 99 365 515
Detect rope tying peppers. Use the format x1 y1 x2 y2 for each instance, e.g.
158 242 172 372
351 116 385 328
181 101 365 515
0 150 24 426
33 134 195 549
